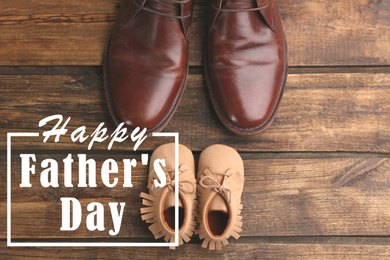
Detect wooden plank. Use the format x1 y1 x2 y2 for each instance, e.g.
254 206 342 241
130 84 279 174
1 65 390 76
0 0 389 66
2 239 390 259
1 154 389 238
1 72 390 152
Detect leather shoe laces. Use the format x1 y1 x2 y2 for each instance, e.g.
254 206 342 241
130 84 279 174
199 167 234 203
134 0 192 19
150 164 196 195
212 0 268 13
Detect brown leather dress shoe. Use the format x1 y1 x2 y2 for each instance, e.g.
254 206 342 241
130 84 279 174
104 0 194 134
205 0 288 135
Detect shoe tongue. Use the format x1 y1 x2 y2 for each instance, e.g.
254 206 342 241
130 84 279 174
164 191 183 210
220 0 257 10
145 0 180 17
207 173 228 213
209 194 228 213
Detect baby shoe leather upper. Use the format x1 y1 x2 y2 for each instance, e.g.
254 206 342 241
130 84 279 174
140 143 197 248
196 144 244 250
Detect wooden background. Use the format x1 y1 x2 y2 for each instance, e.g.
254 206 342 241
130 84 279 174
1 0 390 258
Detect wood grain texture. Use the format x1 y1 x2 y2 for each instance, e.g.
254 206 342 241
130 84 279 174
1 0 390 257
1 153 389 238
0 0 389 66
1 71 390 152
2 239 390 259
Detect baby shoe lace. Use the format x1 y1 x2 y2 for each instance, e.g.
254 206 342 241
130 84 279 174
151 165 196 195
199 167 232 203
212 0 268 13
134 0 192 19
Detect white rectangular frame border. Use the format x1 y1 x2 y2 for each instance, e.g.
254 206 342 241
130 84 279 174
7 132 179 247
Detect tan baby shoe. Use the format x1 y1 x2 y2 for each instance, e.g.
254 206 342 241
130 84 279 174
140 143 197 248
196 144 244 250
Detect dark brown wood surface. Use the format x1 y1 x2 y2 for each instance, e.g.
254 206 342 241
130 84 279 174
1 154 390 239
3 238 390 259
1 0 390 258
1 72 390 152
1 0 390 66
